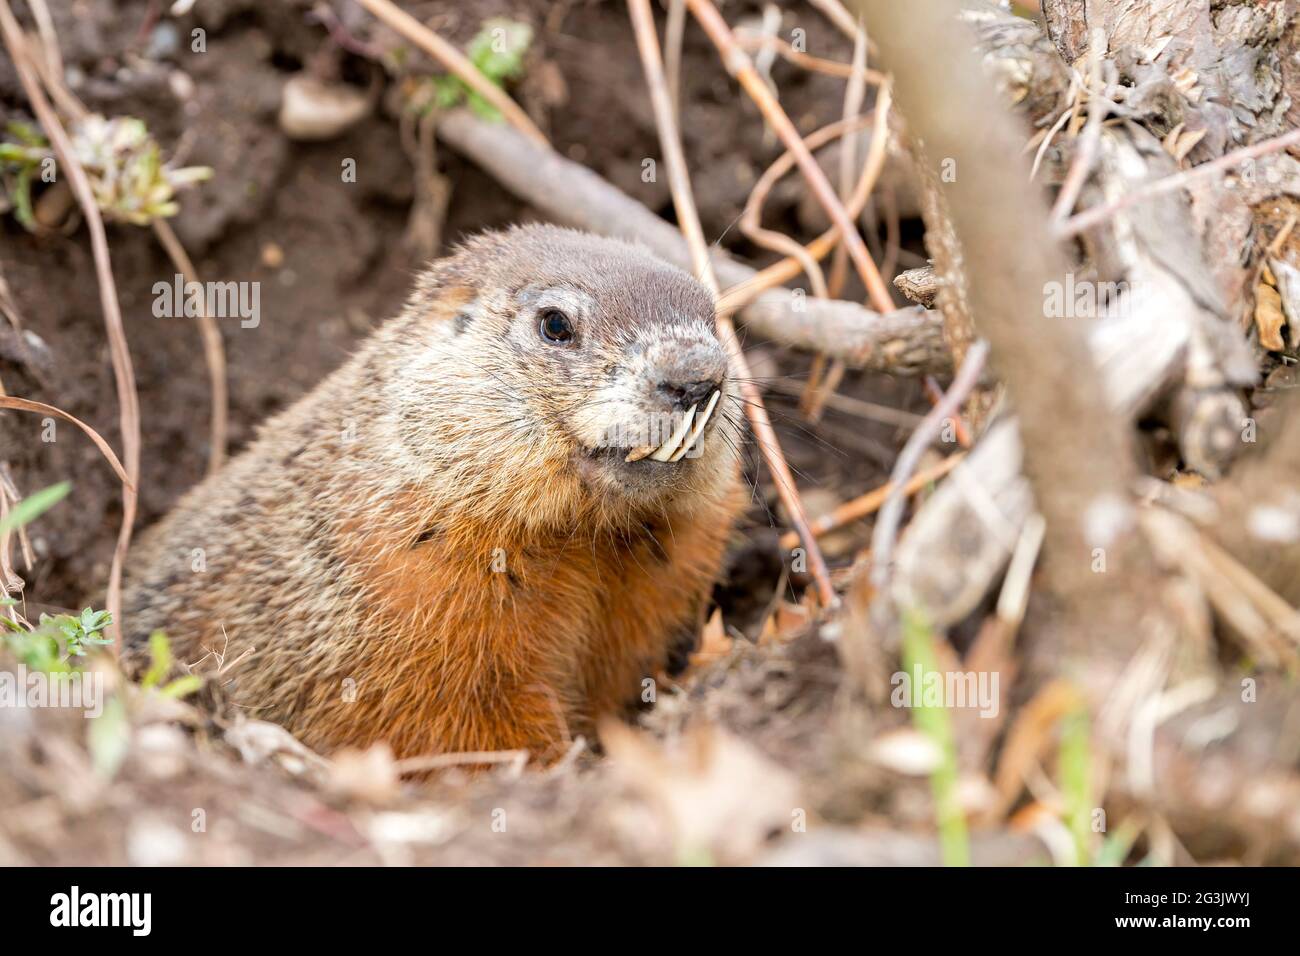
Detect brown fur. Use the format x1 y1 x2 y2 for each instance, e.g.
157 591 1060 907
123 226 745 760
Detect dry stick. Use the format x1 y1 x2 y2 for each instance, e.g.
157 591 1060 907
734 34 886 83
1057 125 1300 239
0 3 138 652
354 0 548 148
0 397 132 487
829 26 871 302
27 0 61 81
739 113 874 279
686 0 895 316
809 0 866 45
778 452 963 551
627 0 837 608
14 33 229 479
664 0 687 120
805 24 872 419
1049 28 1107 226
871 340 989 591
764 376 925 428
923 375 972 448
153 220 228 473
740 120 875 299
718 95 891 316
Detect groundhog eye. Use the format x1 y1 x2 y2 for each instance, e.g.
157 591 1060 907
539 308 575 344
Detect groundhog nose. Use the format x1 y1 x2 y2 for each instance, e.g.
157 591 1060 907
658 378 719 410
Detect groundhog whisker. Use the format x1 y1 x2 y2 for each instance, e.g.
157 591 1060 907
721 395 850 458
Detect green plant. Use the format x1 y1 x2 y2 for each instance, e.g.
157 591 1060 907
0 120 49 228
140 630 203 699
423 19 533 120
1058 700 1094 866
0 479 69 536
900 606 971 867
1 604 113 672
1 481 114 671
0 115 212 230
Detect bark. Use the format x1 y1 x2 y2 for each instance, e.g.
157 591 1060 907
1042 0 1300 157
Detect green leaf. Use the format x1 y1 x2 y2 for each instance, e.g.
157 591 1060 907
466 91 503 122
141 630 173 690
88 694 130 778
467 19 532 83
0 482 70 536
11 169 34 231
160 674 203 699
5 120 48 147
901 606 970 868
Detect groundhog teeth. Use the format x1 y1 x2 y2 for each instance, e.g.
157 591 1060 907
650 404 698 462
669 389 722 462
624 444 656 463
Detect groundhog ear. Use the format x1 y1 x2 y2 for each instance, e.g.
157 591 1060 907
410 261 480 332
427 283 480 333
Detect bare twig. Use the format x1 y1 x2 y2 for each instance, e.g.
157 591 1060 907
354 0 548 147
686 0 895 315
741 115 879 299
0 2 139 651
1058 126 1300 239
829 25 871 302
664 0 686 119
871 340 989 591
717 86 892 315
806 25 874 419
809 0 866 45
0 397 133 487
628 0 836 608
734 34 885 83
1049 28 1108 227
26 21 230 479
153 220 228 474
778 452 964 551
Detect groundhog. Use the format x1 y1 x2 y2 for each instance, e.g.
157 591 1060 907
123 225 745 761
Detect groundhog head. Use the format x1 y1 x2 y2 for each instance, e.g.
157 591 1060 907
374 225 742 528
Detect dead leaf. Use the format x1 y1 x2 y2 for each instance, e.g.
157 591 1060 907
224 716 328 779
1270 257 1300 349
689 607 731 669
600 720 801 864
328 744 400 804
1255 280 1287 351
759 601 811 646
1173 127 1208 163
981 680 1083 825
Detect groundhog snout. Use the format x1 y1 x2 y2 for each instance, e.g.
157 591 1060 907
646 338 727 412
